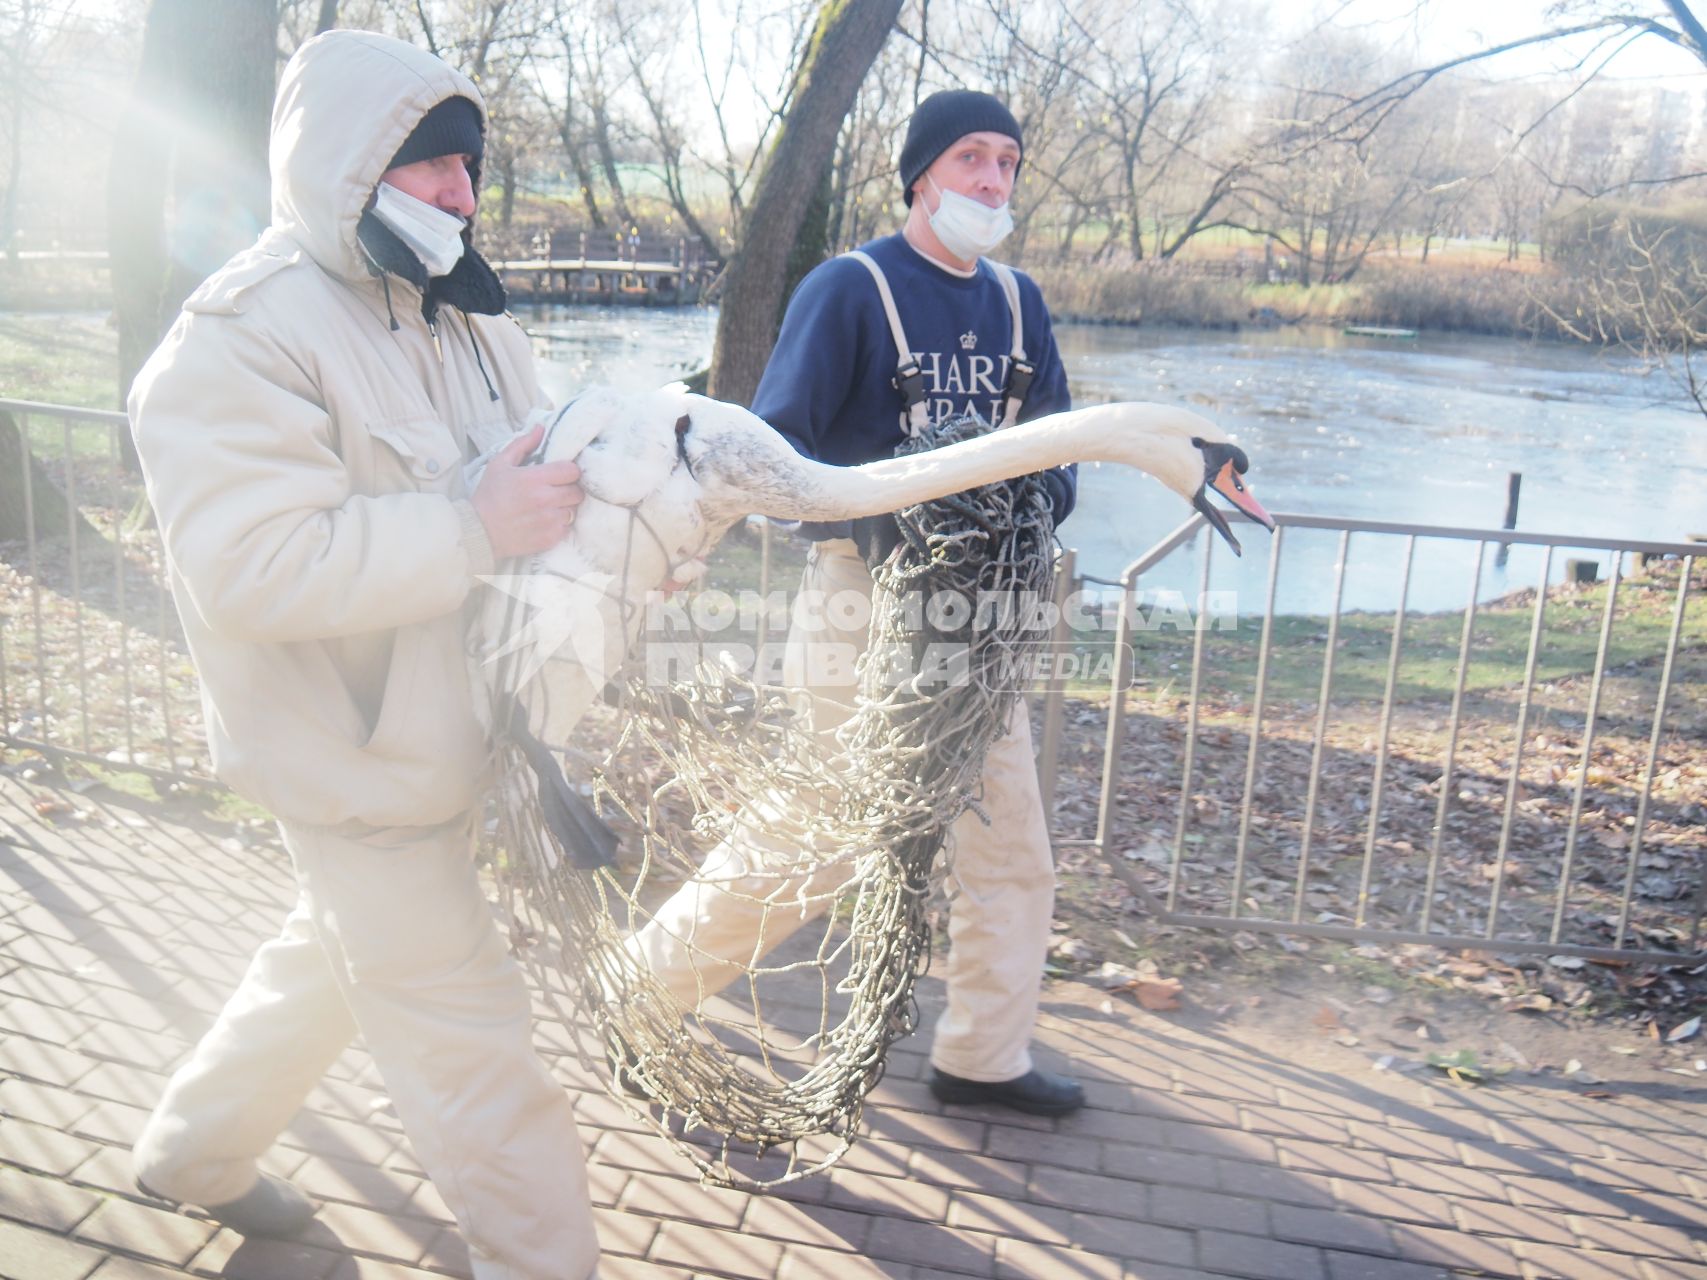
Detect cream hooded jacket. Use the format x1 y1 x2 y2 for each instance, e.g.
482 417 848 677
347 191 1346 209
129 32 544 830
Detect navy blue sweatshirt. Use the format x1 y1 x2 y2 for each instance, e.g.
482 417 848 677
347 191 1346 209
751 233 1076 540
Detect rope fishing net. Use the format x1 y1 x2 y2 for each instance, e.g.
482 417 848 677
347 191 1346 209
486 413 1058 1188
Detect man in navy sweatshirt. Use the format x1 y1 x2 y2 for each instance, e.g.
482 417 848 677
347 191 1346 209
631 90 1084 1117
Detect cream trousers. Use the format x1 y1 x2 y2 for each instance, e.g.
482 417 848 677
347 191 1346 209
629 539 1057 1082
133 819 599 1280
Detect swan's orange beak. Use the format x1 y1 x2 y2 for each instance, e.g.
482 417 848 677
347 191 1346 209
1192 452 1276 557
1189 437 1275 556
1210 459 1274 533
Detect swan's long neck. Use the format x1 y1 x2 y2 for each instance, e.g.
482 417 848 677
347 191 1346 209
753 403 1203 522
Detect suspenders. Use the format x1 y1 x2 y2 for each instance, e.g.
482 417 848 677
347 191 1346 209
987 259 1036 428
844 250 1036 434
846 250 931 434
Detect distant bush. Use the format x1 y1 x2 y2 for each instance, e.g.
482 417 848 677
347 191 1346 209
1351 265 1572 338
1542 201 1707 348
1022 256 1578 339
1025 261 1249 328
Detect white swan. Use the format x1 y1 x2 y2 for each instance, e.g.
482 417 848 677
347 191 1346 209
482 386 1273 1166
477 385 1272 749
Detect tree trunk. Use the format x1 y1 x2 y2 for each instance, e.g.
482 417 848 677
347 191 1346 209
315 0 339 32
108 0 276 410
708 0 903 405
561 100 605 230
1123 153 1145 261
779 166 835 318
591 101 635 231
572 156 605 229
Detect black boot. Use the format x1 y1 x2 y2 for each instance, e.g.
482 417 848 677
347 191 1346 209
928 1067 1085 1117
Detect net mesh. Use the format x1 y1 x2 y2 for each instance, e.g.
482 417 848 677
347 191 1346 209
487 414 1058 1188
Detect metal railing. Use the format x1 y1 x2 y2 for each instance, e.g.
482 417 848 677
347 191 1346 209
5 396 1701 965
1037 512 1703 966
0 397 211 781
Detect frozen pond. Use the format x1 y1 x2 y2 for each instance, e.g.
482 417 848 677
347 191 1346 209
523 306 1707 614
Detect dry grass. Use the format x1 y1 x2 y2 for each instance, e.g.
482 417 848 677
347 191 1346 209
1021 257 1583 339
1025 262 1250 328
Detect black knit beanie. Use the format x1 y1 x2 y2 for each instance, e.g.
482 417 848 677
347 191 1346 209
899 90 1022 206
388 95 484 171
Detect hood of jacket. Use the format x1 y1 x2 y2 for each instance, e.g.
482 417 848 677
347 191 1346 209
270 29 486 284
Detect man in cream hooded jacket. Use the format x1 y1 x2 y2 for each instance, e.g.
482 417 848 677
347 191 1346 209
127 30 599 1279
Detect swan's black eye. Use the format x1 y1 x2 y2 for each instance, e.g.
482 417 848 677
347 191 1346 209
675 414 691 439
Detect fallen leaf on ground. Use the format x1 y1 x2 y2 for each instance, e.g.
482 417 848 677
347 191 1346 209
1109 975 1183 1011
1501 993 1555 1013
1666 1016 1701 1043
1439 958 1489 979
1496 1041 1532 1069
1425 1049 1497 1084
1564 1059 1606 1085
1050 937 1097 965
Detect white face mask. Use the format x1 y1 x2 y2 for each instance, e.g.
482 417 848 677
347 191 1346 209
371 180 467 277
926 175 1015 261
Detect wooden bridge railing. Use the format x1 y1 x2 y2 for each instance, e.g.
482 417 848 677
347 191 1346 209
487 229 713 303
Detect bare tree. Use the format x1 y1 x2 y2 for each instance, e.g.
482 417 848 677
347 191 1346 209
820 11 930 256
0 0 79 257
539 4 610 228
538 0 639 231
1546 204 1707 416
1072 0 1232 261
913 0 1265 264
1307 2 1703 153
708 0 903 403
613 0 723 251
685 0 804 237
279 0 390 51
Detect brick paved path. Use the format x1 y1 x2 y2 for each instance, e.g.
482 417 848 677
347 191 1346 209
0 772 1702 1280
